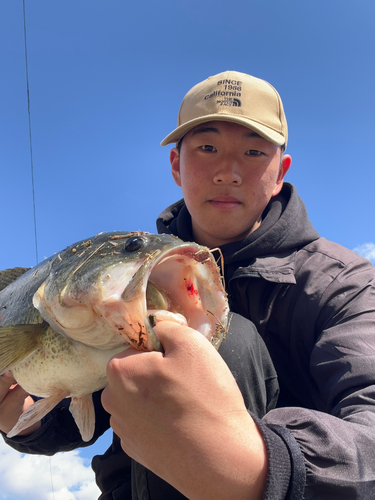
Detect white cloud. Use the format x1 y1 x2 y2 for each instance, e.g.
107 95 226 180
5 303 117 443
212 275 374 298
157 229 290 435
0 438 100 500
353 243 375 265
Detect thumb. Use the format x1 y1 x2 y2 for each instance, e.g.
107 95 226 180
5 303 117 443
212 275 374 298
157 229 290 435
0 371 16 386
153 321 210 355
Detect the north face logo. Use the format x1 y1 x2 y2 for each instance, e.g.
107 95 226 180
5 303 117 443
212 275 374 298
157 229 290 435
217 97 242 107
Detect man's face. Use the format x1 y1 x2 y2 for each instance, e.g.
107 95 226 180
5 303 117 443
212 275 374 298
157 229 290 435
170 121 291 248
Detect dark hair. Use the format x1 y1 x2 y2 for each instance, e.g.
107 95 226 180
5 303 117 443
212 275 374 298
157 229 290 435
176 138 183 154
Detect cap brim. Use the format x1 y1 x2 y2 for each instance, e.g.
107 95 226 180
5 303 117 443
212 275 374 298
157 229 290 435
160 115 286 147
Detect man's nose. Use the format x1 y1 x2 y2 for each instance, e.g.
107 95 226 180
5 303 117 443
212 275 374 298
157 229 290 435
213 161 242 185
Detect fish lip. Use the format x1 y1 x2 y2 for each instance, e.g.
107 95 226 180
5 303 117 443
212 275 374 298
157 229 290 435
120 242 227 351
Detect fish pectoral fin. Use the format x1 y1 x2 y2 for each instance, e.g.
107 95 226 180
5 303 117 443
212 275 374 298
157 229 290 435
69 394 95 442
0 323 46 374
7 389 69 439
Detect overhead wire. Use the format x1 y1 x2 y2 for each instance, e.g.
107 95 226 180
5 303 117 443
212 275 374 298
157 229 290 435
22 2 55 498
22 0 39 265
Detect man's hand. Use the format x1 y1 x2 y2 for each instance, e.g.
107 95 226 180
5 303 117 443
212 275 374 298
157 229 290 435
102 321 268 500
0 371 41 436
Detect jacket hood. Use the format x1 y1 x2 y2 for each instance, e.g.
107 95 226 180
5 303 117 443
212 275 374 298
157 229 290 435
156 182 320 266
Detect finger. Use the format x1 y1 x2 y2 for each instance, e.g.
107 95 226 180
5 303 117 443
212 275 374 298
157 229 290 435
8 383 30 401
1 370 15 378
0 371 16 386
149 309 188 325
0 374 17 400
0 382 32 434
153 321 210 354
109 345 148 363
106 345 159 382
0 382 29 407
105 324 193 384
103 347 162 416
105 347 150 392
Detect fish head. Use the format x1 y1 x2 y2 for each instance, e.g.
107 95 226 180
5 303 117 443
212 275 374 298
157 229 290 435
33 232 228 351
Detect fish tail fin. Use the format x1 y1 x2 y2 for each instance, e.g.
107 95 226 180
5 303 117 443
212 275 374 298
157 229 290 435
7 389 69 438
69 394 95 442
0 323 46 374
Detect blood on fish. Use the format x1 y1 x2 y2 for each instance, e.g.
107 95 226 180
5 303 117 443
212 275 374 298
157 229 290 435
185 278 199 297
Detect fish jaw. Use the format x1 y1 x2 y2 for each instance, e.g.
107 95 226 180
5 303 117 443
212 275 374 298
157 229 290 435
32 233 228 352
95 243 229 350
32 260 146 350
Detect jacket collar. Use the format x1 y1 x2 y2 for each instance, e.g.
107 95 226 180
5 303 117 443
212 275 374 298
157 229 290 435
230 250 297 285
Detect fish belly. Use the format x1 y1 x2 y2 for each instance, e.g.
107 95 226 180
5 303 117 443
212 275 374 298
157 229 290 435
12 333 127 398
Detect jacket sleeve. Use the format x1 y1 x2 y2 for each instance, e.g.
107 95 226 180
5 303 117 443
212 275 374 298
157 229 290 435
1 390 110 455
260 246 375 499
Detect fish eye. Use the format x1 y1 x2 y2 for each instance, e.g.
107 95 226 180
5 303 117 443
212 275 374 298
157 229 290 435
124 237 144 252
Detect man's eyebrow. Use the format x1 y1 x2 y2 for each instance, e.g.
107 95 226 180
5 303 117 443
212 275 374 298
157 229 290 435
191 126 264 140
243 131 264 140
191 127 220 136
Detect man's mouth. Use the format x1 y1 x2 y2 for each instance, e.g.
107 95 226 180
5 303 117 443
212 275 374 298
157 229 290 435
208 196 241 209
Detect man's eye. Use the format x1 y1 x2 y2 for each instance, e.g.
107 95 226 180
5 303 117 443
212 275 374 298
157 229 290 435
246 149 262 156
200 145 217 152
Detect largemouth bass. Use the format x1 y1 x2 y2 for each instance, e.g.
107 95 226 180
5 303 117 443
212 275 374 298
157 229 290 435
0 232 228 441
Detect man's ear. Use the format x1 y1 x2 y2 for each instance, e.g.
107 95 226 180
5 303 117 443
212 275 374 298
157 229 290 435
272 154 292 197
170 148 182 187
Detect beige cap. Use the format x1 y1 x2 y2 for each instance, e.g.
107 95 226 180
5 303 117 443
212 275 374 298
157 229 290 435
160 70 288 148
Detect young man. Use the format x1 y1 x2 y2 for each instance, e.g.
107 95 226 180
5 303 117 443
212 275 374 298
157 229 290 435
102 71 375 498
2 71 375 499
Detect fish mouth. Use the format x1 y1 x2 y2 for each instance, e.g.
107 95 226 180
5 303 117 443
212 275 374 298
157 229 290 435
33 239 228 352
97 243 228 351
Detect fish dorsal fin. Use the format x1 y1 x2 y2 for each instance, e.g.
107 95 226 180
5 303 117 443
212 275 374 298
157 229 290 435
7 389 69 438
0 323 46 374
0 268 31 292
69 394 96 442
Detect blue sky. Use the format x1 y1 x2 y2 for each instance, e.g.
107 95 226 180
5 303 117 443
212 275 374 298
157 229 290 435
1 0 375 498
